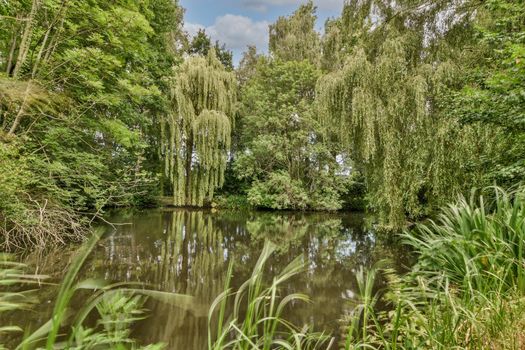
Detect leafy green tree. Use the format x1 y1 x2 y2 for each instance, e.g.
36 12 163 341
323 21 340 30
0 0 184 247
163 50 236 207
236 58 347 210
237 45 261 86
450 0 525 186
317 0 503 228
269 0 320 65
188 29 233 70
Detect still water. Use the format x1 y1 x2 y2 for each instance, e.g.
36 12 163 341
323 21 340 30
3 209 406 348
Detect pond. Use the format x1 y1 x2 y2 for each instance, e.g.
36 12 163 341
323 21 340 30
2 209 408 349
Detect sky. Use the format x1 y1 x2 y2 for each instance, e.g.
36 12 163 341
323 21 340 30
179 0 346 65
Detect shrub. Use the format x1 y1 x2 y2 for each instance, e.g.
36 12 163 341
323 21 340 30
246 170 348 211
212 194 251 210
247 171 309 210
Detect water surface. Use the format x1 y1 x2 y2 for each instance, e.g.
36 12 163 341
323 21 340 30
3 209 406 348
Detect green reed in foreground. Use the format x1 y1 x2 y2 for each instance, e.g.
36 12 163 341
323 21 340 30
1 235 330 350
0 254 46 342
1 230 197 350
344 188 525 349
208 241 333 350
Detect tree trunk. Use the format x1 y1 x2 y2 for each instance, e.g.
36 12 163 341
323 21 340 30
42 0 69 65
185 134 194 205
13 0 40 78
31 25 50 78
8 81 31 136
6 20 19 75
1 109 9 131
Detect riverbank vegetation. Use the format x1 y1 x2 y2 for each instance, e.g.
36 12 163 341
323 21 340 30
1 0 185 248
3 188 525 349
1 0 525 348
344 188 525 349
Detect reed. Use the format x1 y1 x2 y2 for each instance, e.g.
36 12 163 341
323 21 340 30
11 229 199 350
0 253 46 341
343 187 525 349
209 241 333 350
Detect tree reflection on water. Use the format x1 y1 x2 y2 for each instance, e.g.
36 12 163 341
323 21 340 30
6 209 404 349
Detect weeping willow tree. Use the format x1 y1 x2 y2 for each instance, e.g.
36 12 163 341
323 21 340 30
162 50 236 206
317 0 503 228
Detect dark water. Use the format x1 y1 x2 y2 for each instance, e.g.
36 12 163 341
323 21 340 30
2 209 407 349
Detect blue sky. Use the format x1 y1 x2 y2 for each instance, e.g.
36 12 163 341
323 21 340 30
179 0 345 64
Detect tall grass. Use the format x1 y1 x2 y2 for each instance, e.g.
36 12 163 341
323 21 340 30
406 188 525 294
343 188 525 349
0 253 46 340
209 241 333 350
1 229 200 350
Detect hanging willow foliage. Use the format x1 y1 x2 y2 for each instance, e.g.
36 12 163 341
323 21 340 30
162 50 236 206
317 26 501 228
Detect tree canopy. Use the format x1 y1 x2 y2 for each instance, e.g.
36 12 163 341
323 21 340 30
1 0 524 246
163 50 236 207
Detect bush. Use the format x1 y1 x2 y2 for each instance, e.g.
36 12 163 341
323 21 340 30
212 194 251 209
0 135 159 250
308 173 346 211
247 171 309 210
341 173 367 211
0 141 86 250
246 170 349 211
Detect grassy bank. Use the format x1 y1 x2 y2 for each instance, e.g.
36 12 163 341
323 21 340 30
344 188 525 349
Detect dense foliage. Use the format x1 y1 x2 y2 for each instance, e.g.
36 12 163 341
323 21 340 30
316 0 507 228
162 51 236 206
0 0 184 248
1 0 524 237
236 58 348 210
343 188 525 349
451 0 525 186
2 0 525 348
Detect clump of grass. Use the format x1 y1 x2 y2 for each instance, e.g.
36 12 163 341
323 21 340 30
0 254 46 341
209 241 334 350
406 187 525 294
343 187 525 349
7 229 201 350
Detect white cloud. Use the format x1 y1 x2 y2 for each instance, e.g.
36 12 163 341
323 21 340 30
241 0 345 13
184 22 205 38
185 15 270 51
182 0 345 64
